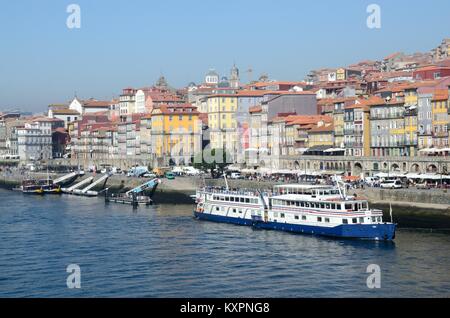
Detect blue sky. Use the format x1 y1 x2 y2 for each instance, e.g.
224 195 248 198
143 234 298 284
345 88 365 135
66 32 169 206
0 0 449 112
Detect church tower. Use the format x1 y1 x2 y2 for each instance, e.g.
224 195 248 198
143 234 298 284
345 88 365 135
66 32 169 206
230 64 240 89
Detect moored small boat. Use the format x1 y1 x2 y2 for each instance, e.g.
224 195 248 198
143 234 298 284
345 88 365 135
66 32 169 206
19 180 45 195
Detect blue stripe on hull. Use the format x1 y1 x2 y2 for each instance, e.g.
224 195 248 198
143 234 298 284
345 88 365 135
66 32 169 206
194 211 396 241
194 211 254 226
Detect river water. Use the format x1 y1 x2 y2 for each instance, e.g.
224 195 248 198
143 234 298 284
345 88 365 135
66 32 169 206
0 189 449 298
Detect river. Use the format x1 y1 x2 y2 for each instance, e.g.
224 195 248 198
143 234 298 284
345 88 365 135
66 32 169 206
0 189 449 298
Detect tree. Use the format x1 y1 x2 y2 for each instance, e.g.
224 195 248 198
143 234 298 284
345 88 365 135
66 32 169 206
193 148 232 178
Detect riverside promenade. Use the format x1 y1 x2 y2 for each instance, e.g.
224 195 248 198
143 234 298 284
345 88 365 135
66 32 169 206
2 171 449 208
2 171 450 228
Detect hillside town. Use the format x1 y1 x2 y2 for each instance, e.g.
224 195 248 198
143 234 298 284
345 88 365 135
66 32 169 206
1 38 450 177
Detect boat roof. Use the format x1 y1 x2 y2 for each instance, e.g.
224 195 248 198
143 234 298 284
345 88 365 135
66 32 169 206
273 184 334 190
271 194 363 202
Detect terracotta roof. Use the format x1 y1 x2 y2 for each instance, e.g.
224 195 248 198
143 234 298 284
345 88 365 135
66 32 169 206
309 124 334 133
286 115 333 126
432 89 449 101
83 100 112 108
51 109 80 115
249 106 262 114
154 104 199 115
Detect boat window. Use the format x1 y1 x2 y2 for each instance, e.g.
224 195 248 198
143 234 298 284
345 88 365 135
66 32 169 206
233 209 237 213
342 219 348 224
325 218 330 223
331 203 336 210
280 213 285 218
317 217 322 222
240 198 245 203
345 203 352 210
372 217 377 222
353 204 358 211
320 203 325 209
359 217 364 223
216 207 220 211
245 198 250 203
295 215 299 220
362 202 368 210
296 201 300 207
352 218 358 224
300 202 305 207
302 215 307 220
325 203 330 210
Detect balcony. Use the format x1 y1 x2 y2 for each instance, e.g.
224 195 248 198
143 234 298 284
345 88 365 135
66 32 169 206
345 142 363 148
370 112 405 120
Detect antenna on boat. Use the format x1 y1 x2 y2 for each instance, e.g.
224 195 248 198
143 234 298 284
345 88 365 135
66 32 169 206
389 202 393 223
223 172 229 191
334 174 346 200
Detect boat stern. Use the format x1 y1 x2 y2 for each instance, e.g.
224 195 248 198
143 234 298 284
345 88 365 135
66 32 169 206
339 223 396 241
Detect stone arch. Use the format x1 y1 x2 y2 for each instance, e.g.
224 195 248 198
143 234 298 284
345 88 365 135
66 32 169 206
353 162 363 176
402 162 407 172
410 163 420 173
339 162 343 171
427 164 438 173
373 162 379 171
391 163 400 172
294 161 300 169
313 162 318 170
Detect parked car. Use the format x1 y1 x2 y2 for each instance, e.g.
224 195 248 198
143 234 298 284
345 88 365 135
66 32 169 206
364 177 378 186
165 172 175 180
143 172 157 178
380 180 403 189
416 182 431 190
230 172 243 179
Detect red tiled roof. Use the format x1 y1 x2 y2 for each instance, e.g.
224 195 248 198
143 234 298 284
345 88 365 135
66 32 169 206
432 89 449 101
249 106 262 114
309 124 334 133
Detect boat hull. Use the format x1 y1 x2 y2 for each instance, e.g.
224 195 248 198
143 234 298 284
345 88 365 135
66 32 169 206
194 211 396 241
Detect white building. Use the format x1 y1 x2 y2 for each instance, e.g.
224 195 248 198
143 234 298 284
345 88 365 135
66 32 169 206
119 88 137 115
48 108 80 129
17 119 54 161
205 69 220 86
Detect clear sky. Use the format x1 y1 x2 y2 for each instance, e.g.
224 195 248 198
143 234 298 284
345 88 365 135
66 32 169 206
0 0 449 112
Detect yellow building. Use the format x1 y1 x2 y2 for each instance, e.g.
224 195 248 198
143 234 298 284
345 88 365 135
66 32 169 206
150 104 202 167
403 86 420 156
206 94 239 159
308 123 334 148
431 89 449 148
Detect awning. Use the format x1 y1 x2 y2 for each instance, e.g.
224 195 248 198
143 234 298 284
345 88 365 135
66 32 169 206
323 148 345 153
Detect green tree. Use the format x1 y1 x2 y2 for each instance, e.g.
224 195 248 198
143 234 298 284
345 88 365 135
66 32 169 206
193 148 232 178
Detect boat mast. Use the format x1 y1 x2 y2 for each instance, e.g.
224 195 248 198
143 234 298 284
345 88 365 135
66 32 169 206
223 172 229 191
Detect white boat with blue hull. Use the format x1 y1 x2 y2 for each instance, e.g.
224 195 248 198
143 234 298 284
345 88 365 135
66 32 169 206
194 183 396 241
